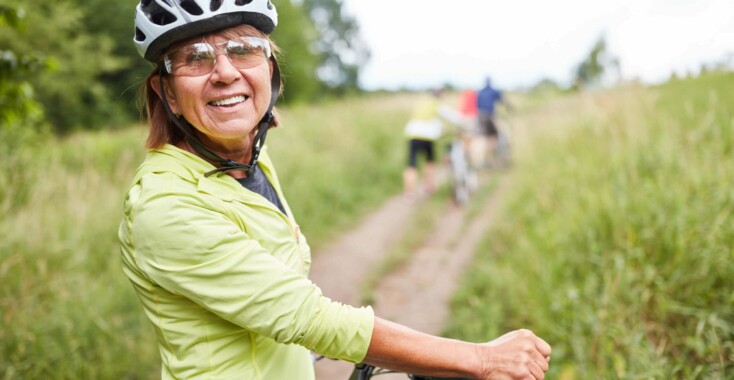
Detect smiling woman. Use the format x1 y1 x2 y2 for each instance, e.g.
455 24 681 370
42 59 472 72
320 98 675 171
118 1 551 379
150 25 275 165
141 21 281 178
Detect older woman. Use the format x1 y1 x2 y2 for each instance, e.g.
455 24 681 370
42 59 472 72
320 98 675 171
119 1 551 379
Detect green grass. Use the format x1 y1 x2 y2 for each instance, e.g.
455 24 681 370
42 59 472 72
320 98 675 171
447 174 501 250
445 72 734 379
0 127 160 379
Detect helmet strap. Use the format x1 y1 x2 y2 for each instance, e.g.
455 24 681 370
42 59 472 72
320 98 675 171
244 56 280 177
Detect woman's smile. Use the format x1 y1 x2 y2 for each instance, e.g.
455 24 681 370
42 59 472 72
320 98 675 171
205 93 253 116
208 94 248 107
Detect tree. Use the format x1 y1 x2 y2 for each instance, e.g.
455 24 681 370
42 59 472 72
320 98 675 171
0 4 48 144
0 4 51 210
271 0 321 104
81 0 152 120
574 35 620 89
0 0 130 133
302 0 370 95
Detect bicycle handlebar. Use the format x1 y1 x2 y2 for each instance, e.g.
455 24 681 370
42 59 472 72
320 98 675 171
350 363 472 380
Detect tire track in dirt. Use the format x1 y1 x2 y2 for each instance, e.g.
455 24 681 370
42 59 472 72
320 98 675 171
372 176 509 334
308 195 418 307
310 175 509 380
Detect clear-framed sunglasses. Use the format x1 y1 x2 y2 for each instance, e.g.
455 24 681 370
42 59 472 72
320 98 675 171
163 36 272 77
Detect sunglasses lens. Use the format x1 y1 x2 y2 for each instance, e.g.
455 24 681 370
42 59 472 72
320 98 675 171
166 43 215 77
225 40 268 69
164 37 271 77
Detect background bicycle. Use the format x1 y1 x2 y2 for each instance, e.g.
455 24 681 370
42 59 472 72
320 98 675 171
447 132 478 206
350 362 471 380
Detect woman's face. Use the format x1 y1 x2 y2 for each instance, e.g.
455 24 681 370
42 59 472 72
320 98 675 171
159 30 273 150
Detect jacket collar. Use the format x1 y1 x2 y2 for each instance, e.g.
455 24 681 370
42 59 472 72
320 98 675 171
134 144 290 215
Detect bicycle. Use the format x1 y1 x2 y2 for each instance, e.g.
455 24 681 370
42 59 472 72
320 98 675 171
350 362 471 380
447 132 478 206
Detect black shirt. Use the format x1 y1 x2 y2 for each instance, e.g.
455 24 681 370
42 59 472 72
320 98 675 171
235 164 287 215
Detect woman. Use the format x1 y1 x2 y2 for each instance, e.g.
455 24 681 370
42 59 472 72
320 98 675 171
119 1 551 379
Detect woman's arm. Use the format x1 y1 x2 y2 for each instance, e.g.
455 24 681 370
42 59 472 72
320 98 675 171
363 317 551 379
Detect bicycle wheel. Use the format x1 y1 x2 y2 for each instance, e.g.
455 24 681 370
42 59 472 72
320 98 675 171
449 139 471 205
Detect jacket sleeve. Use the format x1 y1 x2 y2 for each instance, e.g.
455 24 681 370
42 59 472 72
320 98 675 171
129 180 374 363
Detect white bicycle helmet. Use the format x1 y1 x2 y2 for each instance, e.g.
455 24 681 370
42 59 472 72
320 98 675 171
134 0 278 62
134 0 282 177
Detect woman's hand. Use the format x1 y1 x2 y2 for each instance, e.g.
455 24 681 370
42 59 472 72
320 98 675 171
475 329 552 379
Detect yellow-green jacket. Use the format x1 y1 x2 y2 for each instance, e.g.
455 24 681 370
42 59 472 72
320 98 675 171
118 145 374 379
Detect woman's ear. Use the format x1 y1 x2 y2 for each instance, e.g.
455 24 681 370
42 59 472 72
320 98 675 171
149 74 180 115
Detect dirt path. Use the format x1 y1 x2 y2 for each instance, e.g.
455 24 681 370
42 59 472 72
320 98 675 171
309 174 509 380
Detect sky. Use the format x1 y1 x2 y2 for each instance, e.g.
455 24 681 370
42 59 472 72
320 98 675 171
342 0 734 90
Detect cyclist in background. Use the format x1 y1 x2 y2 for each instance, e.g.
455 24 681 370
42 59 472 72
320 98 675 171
458 88 479 132
119 1 551 379
403 88 459 199
477 77 510 168
457 88 480 168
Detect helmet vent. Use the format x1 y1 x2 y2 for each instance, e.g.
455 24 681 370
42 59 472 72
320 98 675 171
135 27 146 42
151 10 177 25
234 0 254 6
209 0 223 11
141 1 178 25
179 0 204 15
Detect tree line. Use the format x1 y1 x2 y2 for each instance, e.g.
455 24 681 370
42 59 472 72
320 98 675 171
0 0 368 138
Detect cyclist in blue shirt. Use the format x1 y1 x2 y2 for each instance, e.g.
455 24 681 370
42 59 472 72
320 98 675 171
477 77 508 167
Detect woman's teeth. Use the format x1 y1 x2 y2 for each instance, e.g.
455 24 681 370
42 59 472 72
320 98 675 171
210 95 246 106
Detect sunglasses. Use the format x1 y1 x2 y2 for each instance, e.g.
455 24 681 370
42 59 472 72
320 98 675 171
163 36 271 77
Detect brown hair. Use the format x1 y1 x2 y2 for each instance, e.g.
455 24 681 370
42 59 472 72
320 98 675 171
139 24 282 149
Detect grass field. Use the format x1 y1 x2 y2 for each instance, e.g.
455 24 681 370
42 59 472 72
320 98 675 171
446 72 734 379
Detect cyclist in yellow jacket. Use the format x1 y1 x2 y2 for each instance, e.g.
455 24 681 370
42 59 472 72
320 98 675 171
119 1 551 379
403 88 461 198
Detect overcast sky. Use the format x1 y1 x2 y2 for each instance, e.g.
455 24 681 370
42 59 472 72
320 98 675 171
342 0 734 90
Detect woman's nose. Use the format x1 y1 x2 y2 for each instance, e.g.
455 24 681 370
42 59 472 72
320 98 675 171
210 53 240 84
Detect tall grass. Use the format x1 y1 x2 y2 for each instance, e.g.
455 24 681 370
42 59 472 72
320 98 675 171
0 93 413 379
0 128 159 379
446 72 734 379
